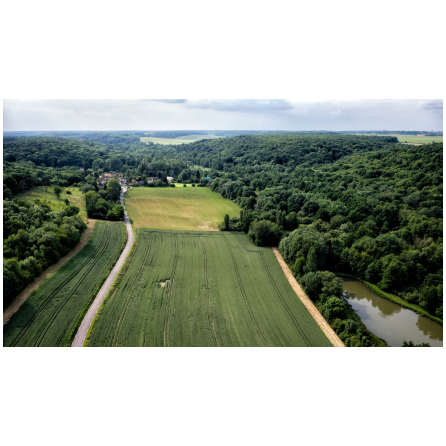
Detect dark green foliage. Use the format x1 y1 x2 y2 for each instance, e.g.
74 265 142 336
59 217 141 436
106 205 125 221
248 220 282 246
53 185 62 198
85 190 118 220
219 214 230 231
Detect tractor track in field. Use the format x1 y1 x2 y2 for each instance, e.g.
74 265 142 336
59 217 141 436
113 234 153 347
35 224 113 346
258 251 312 346
272 248 345 347
233 234 312 346
164 234 179 347
8 222 109 347
199 236 220 347
223 235 268 347
3 219 96 327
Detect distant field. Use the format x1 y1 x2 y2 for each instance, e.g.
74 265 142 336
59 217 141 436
16 186 87 221
124 186 240 231
3 222 124 347
141 134 221 145
377 134 443 144
87 230 332 347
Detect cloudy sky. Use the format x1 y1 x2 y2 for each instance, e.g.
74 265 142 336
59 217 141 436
3 99 443 132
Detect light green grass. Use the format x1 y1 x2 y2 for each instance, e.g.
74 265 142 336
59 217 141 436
140 134 221 145
3 222 124 347
124 186 240 231
87 230 332 347
15 186 87 221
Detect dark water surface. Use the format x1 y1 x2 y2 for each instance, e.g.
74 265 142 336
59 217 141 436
342 278 443 347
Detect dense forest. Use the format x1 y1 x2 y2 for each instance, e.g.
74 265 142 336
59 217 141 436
3 132 443 343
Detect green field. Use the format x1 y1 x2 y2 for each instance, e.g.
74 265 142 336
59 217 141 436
86 230 332 347
125 186 240 231
16 186 87 221
141 134 221 145
380 134 443 144
3 221 124 347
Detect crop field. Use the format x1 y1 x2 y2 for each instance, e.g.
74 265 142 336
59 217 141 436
16 186 87 221
376 134 443 144
124 186 240 231
87 230 332 347
141 134 221 145
3 222 124 347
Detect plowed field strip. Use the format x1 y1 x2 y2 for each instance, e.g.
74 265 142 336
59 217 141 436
8 223 109 347
164 234 178 347
35 224 112 346
199 236 219 347
114 235 153 346
258 251 311 346
272 248 345 347
223 235 268 346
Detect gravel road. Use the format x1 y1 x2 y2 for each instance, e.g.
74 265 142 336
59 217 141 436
72 187 134 347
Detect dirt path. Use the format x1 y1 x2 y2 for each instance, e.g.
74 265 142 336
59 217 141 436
3 219 97 327
272 248 345 347
72 187 134 347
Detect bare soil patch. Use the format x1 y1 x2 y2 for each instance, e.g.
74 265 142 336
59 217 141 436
272 248 345 347
3 220 96 326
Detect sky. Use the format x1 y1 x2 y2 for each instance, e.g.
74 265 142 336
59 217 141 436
3 99 443 132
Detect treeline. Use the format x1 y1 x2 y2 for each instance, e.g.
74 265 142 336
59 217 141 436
3 199 86 308
4 162 86 198
158 133 399 172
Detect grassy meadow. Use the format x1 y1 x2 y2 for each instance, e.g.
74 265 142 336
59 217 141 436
16 186 87 221
124 186 240 231
141 134 221 145
3 222 124 347
87 230 332 347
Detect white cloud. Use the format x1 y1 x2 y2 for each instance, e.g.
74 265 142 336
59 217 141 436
3 99 443 131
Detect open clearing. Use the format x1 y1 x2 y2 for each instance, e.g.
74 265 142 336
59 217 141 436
86 230 332 347
141 134 221 145
125 186 240 231
3 221 124 347
16 186 87 221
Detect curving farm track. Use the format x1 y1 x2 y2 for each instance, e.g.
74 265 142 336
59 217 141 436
72 187 134 347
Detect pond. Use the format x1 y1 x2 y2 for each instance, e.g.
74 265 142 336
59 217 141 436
342 278 443 347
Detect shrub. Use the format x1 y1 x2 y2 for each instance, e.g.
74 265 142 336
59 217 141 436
248 220 282 246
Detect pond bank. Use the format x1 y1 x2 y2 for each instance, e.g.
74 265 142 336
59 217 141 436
342 278 443 347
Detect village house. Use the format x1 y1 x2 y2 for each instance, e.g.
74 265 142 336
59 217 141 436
167 176 174 183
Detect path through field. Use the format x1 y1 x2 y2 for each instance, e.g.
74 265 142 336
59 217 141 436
3 219 95 326
272 248 345 347
72 187 134 347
